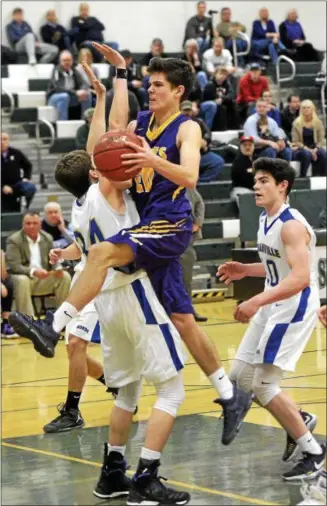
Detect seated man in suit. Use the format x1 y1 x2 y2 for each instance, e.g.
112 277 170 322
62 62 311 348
6 211 71 317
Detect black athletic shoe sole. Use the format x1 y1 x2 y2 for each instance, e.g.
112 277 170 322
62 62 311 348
43 420 85 434
93 489 130 499
9 312 55 358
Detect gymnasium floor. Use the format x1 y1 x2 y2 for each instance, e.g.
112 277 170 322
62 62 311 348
2 299 326 506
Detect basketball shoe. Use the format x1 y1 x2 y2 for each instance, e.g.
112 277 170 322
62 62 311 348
43 403 85 433
93 444 131 499
283 444 326 481
283 411 318 462
127 459 190 505
297 478 327 505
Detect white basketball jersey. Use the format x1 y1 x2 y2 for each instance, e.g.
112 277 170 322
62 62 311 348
71 183 146 291
257 203 318 291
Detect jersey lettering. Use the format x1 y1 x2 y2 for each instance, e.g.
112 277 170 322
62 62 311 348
135 147 167 194
89 218 105 245
266 260 279 286
74 231 88 256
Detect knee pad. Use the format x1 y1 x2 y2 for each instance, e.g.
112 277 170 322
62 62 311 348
229 359 255 394
114 379 142 413
154 373 185 418
252 365 283 407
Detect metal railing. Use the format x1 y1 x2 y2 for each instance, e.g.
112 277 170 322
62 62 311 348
231 32 251 69
321 80 326 128
1 89 15 117
276 55 296 106
35 118 56 189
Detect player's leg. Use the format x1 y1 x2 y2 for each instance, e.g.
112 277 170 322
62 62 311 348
128 372 190 506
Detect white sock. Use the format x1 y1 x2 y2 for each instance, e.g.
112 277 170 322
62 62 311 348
107 444 126 457
140 447 161 461
52 302 78 333
209 368 234 399
295 432 323 455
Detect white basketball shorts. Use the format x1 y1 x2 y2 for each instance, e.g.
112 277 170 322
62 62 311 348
65 300 100 344
235 286 320 372
94 276 187 388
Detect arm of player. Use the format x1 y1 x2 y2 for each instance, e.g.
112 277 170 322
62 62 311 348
49 243 82 264
217 261 266 284
82 61 106 156
234 221 310 322
122 120 201 188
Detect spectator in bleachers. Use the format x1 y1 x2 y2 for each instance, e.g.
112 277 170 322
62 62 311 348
279 9 319 62
244 98 292 161
1 250 16 338
6 7 58 65
250 7 287 65
180 188 207 323
70 2 118 62
291 100 327 176
1 44 18 64
6 211 71 318
1 132 36 213
47 50 92 121
120 49 148 110
140 38 167 87
182 39 208 90
181 101 225 182
201 66 239 130
75 107 94 149
230 136 255 207
281 94 301 140
236 63 269 122
42 202 74 249
202 37 234 78
250 90 282 126
183 1 213 53
215 7 247 66
76 47 100 105
40 9 72 52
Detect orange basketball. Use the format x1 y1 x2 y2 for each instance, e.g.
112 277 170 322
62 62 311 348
93 130 142 181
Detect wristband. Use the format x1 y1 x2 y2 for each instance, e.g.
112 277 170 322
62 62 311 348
116 68 128 79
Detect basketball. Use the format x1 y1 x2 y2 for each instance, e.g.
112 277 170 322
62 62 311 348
93 130 143 181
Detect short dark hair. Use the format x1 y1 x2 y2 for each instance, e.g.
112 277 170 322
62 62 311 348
55 150 92 199
197 1 206 6
147 57 194 101
23 210 40 220
253 157 295 196
12 7 23 14
287 94 300 103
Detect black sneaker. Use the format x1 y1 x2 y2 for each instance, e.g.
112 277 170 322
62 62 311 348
8 311 60 358
283 444 326 481
107 387 138 415
127 458 190 505
93 443 131 499
283 411 318 462
43 403 85 433
214 382 253 445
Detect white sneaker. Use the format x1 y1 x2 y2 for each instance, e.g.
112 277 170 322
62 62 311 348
297 482 327 505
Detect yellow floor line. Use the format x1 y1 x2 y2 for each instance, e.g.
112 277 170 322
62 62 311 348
2 441 282 506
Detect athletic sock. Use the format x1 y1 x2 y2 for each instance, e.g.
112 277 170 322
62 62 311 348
97 374 106 385
65 390 82 411
140 447 161 461
209 368 234 399
53 302 78 333
317 469 327 490
107 443 126 457
295 432 323 455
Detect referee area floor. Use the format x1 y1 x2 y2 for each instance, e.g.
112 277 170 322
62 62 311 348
2 300 326 505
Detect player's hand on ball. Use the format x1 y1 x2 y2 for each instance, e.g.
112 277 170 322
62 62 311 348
91 43 126 68
234 298 260 323
49 248 63 265
121 137 158 172
318 305 327 327
81 61 106 96
217 261 247 285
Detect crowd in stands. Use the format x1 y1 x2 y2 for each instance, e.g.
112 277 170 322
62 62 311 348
1 2 326 336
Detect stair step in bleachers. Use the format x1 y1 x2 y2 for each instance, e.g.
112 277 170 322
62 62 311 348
204 199 238 219
202 218 240 239
50 137 76 153
194 238 236 261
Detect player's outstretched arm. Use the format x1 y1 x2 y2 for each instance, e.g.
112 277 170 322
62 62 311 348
81 61 106 156
217 261 265 284
91 43 129 131
49 243 81 264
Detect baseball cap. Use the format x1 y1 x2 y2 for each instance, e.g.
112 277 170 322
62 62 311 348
249 62 261 71
181 100 193 111
152 38 163 45
240 136 254 144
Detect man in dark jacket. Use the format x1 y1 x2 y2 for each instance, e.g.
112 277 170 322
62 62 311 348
47 50 92 120
6 7 58 64
183 1 213 53
230 136 255 207
41 10 72 52
1 132 36 212
281 94 300 140
71 2 118 61
75 108 94 150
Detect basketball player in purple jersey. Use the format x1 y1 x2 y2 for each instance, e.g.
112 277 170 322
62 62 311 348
9 46 251 446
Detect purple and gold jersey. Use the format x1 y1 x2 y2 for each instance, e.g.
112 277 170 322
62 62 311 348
130 110 193 221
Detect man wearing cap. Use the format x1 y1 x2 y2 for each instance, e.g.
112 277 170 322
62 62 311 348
181 100 225 182
230 136 255 207
236 63 269 122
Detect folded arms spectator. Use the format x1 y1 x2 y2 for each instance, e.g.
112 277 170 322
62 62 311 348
6 7 58 64
230 136 255 206
250 7 287 64
291 100 327 177
41 10 72 52
47 50 92 121
183 1 213 53
279 9 319 62
1 132 36 213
